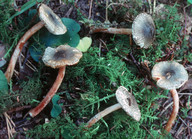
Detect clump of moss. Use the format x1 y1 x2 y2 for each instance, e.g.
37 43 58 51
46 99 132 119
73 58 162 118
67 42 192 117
25 47 169 138
0 75 43 113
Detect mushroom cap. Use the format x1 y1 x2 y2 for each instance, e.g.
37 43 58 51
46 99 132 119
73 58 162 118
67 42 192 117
151 61 188 90
42 45 83 68
115 86 141 121
38 4 67 35
132 13 155 49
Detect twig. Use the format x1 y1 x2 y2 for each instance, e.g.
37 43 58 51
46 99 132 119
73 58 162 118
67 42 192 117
7 105 31 114
99 39 109 51
4 112 15 139
65 6 73 17
88 0 93 20
187 122 191 136
160 95 183 117
21 53 38 72
141 125 155 139
105 0 108 22
175 123 184 137
178 93 192 95
159 101 173 117
178 115 191 128
148 0 152 14
153 0 156 14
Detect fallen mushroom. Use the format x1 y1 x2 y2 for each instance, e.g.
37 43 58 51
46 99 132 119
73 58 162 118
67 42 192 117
29 45 82 117
151 61 188 133
5 4 67 82
86 86 141 128
90 13 155 48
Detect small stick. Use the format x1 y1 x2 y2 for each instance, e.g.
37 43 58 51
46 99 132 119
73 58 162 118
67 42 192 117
5 4 67 82
153 0 156 14
90 27 132 35
88 0 93 20
29 66 66 117
4 112 15 139
5 21 45 82
164 89 179 132
148 0 152 14
7 105 31 114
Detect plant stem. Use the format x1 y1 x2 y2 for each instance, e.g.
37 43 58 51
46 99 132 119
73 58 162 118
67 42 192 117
29 66 66 117
5 21 45 82
164 89 179 132
86 103 122 128
90 27 132 35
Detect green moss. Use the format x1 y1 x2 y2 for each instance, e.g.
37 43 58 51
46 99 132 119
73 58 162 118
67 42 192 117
0 74 43 113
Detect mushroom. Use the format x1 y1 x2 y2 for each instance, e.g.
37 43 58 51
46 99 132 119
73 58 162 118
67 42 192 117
90 13 155 48
29 45 82 117
151 61 188 133
86 86 141 128
5 4 67 82
132 13 155 48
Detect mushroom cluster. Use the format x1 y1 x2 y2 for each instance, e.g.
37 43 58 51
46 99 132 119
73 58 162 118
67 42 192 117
5 4 67 82
29 45 82 117
4 2 189 137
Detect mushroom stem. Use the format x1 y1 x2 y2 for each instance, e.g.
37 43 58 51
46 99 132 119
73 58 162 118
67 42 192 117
5 21 45 82
90 27 132 35
29 66 66 117
86 103 122 128
164 89 179 132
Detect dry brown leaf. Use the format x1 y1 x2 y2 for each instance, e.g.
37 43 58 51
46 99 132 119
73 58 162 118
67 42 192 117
179 78 192 92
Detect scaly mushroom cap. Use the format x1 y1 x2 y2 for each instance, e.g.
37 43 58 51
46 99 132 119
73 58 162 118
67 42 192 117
151 61 188 90
116 86 141 121
42 45 83 68
132 13 155 49
38 4 67 35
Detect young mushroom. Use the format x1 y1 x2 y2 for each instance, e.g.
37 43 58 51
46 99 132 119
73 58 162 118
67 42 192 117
86 86 141 128
5 4 67 82
151 61 188 133
90 13 155 48
29 45 82 117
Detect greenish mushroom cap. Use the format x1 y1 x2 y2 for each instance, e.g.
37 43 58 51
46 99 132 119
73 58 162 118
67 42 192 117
39 4 67 35
132 13 155 49
151 61 188 90
42 45 83 68
116 86 141 121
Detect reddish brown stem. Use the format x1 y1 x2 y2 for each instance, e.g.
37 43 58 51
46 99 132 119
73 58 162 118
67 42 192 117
29 66 66 117
164 89 179 132
90 27 132 35
5 21 45 82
